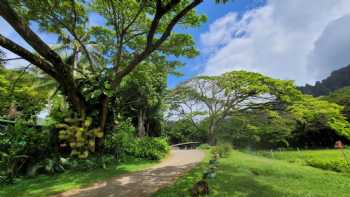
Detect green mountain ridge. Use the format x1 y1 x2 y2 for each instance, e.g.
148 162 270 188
299 64 350 96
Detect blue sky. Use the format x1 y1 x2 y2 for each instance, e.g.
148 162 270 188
167 0 266 88
2 0 350 88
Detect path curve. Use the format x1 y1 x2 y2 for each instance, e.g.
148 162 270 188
54 149 205 197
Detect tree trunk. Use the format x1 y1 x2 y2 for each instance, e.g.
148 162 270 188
208 123 216 146
99 94 109 131
137 108 146 138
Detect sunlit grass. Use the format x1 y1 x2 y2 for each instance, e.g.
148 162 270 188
155 150 350 197
260 148 350 161
0 159 157 197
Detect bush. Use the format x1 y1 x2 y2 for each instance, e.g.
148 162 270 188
104 119 170 161
211 143 232 158
198 144 211 150
132 137 170 160
305 159 349 173
0 121 54 183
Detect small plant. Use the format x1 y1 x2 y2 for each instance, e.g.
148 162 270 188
211 143 232 158
191 179 209 197
198 143 210 150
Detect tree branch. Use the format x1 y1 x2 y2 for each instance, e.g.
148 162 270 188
0 0 66 69
0 34 57 78
115 0 203 82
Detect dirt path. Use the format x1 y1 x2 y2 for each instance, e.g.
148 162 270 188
54 149 205 197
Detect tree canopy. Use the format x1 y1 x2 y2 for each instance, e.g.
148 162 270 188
169 70 302 145
0 0 207 134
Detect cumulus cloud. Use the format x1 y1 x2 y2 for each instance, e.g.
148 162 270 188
200 0 350 85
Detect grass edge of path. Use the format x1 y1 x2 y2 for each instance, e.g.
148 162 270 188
0 157 163 197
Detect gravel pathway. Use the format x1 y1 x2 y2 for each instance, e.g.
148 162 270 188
53 149 205 197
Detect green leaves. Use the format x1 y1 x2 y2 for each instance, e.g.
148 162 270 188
0 67 49 120
288 95 350 139
57 117 104 158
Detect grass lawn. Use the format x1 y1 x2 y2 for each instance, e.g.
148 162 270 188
154 150 350 197
257 149 350 173
0 159 157 197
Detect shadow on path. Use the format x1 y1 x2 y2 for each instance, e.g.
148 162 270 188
54 150 205 197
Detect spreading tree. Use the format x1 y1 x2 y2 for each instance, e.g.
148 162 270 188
0 0 209 134
169 71 301 145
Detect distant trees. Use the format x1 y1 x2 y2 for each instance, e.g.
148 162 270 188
117 62 167 138
324 86 350 120
216 110 296 149
168 71 350 148
169 71 301 145
288 95 350 147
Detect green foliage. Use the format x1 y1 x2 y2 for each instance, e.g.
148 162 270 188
217 111 296 149
118 62 168 137
164 119 207 144
170 70 302 145
56 117 104 158
305 159 349 173
104 119 169 160
134 137 170 160
219 71 302 105
156 150 350 197
324 85 350 120
211 143 232 158
198 144 211 150
289 95 350 139
104 119 137 160
261 149 350 173
0 121 52 183
0 67 48 120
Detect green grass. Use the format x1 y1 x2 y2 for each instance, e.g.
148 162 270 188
259 149 350 161
258 149 350 173
154 150 350 197
0 159 157 197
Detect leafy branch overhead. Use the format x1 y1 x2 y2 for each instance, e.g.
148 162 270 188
0 0 210 133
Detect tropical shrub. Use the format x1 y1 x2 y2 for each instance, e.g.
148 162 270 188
133 137 170 160
0 121 54 183
104 119 170 160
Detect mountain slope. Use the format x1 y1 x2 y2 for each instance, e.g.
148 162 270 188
299 64 350 96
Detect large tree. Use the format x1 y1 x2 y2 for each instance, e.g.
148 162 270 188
117 61 168 138
0 0 208 133
169 71 301 145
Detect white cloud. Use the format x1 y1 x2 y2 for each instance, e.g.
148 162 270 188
0 17 32 68
200 0 350 85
